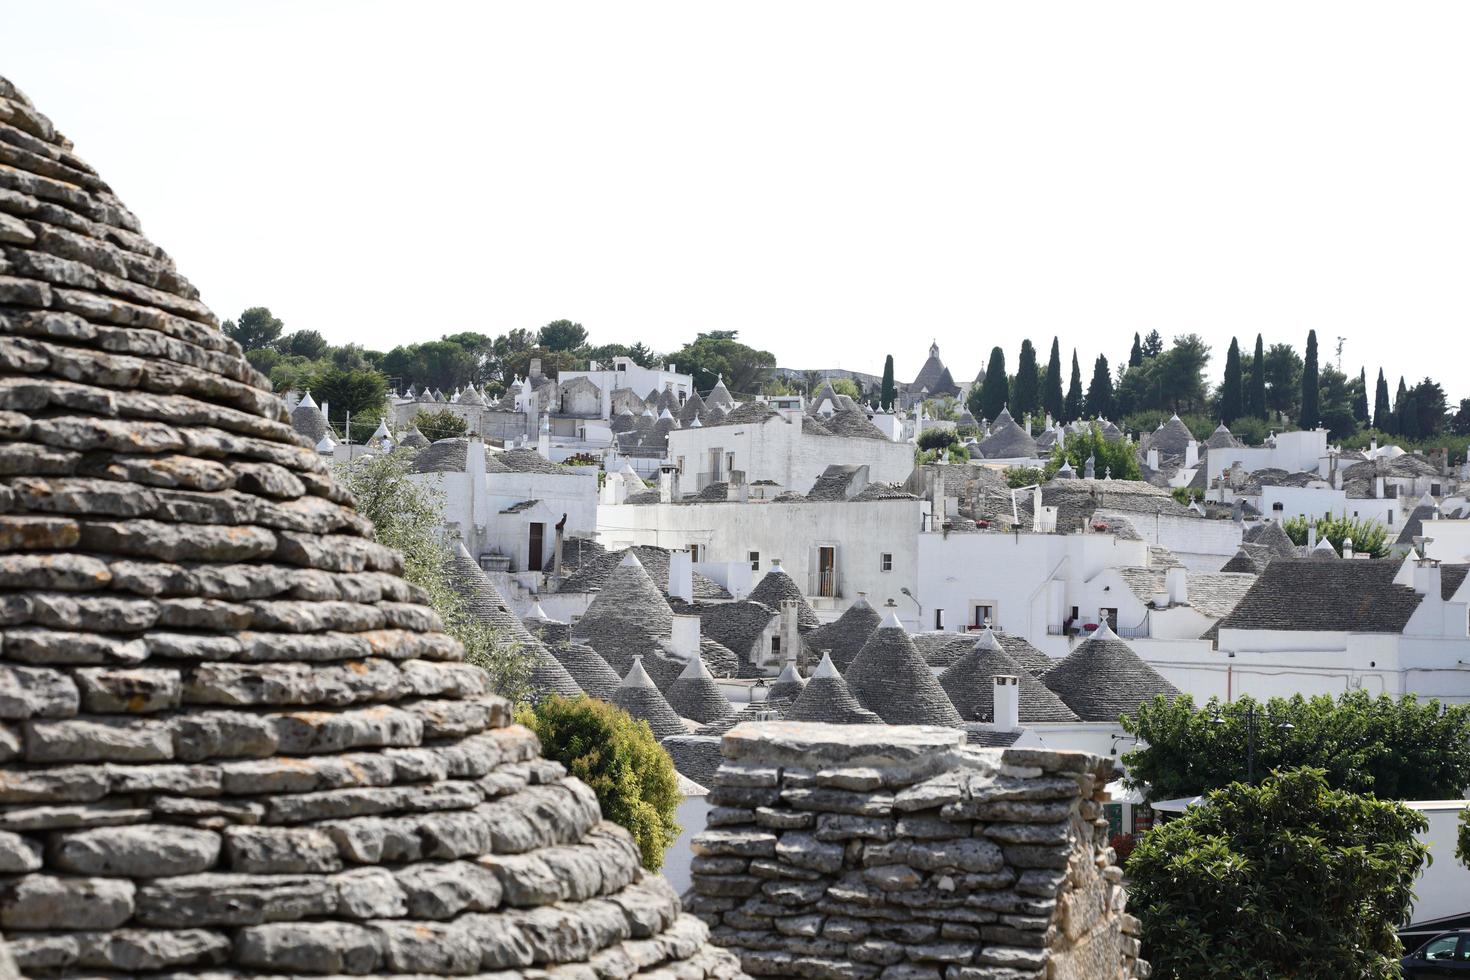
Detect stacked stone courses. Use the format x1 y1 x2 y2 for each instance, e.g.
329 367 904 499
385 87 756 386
0 75 741 977
687 723 1146 980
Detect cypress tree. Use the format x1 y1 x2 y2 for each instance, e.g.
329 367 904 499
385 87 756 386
880 355 896 411
1012 340 1040 420
969 347 1008 422
1129 333 1143 368
1085 354 1114 419
1250 334 1266 419
1373 369 1392 431
1299 330 1320 429
1391 377 1408 436
1221 337 1244 423
1064 350 1083 422
1352 368 1370 425
1399 389 1420 438
1043 337 1064 421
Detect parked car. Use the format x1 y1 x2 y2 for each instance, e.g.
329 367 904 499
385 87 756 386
1402 932 1470 977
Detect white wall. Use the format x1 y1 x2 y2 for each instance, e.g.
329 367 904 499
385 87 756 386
667 415 915 494
1405 801 1470 928
1111 511 1243 571
1423 518 1470 562
1206 429 1329 485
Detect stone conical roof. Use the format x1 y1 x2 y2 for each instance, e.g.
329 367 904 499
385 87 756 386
784 654 883 725
677 389 708 427
550 641 622 700
976 407 1038 459
1042 621 1180 722
845 613 964 727
768 662 808 702
747 562 820 631
938 631 1078 723
705 375 736 411
1151 414 1195 456
570 552 684 689
800 596 881 671
398 423 430 449
0 74 735 978
611 658 688 740
663 655 735 725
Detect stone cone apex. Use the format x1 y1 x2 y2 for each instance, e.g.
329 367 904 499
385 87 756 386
785 654 883 725
0 74 738 978
665 656 735 725
845 620 964 728
768 661 807 703
611 659 689 740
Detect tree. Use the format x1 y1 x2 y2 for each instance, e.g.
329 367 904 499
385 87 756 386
275 329 329 360
1282 514 1389 559
1063 350 1084 422
312 366 388 428
1373 369 1393 431
223 306 284 351
1353 368 1370 424
335 452 534 702
1155 334 1211 414
1042 338 1064 421
1129 332 1143 368
381 339 480 392
1122 691 1470 802
829 378 862 400
1046 422 1139 481
669 331 776 394
1451 398 1470 436
1316 364 1357 440
1248 334 1266 419
536 319 588 352
1392 376 1408 437
917 427 961 452
518 695 681 871
1263 343 1302 419
1300 330 1320 429
880 355 896 410
1408 377 1449 436
1141 329 1164 359
1084 354 1114 419
1220 338 1243 424
1011 339 1040 420
1128 767 1429 980
410 408 469 441
626 342 657 368
971 347 1009 422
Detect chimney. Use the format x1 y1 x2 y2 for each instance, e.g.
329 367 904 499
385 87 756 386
1146 448 1159 471
1184 440 1199 469
551 514 566 579
1412 560 1443 599
1370 436 1377 452
1343 537 1355 559
1333 467 1343 490
1165 566 1188 605
658 464 679 503
778 599 802 666
669 614 700 660
668 549 694 602
1375 475 1385 499
529 358 543 380
993 675 1020 730
1307 525 1317 549
537 413 551 458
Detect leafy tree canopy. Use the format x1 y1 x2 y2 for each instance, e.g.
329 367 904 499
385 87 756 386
1045 422 1140 481
537 319 589 352
276 329 329 360
1281 514 1389 558
670 331 776 394
223 306 284 351
410 408 470 441
1128 767 1429 980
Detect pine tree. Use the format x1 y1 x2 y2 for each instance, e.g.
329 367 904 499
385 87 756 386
1399 388 1421 438
1299 330 1320 429
1043 338 1064 421
1373 369 1392 431
1064 350 1083 422
1352 368 1370 425
1250 334 1267 419
1142 330 1164 359
1085 354 1114 419
1012 340 1040 420
880 355 896 411
969 347 1009 422
1129 333 1143 368
1221 337 1244 423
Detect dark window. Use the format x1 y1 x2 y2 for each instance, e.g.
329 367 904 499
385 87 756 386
528 522 545 572
880 553 893 572
749 551 760 571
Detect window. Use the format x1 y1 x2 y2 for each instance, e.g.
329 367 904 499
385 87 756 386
689 544 705 563
971 603 995 629
749 551 760 571
771 635 781 658
934 609 945 630
725 452 736 474
1101 607 1118 630
1419 935 1459 962
880 553 893 572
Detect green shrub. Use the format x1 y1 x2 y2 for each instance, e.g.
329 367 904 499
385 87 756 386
517 696 681 870
1128 768 1428 979
1005 466 1045 489
916 427 961 452
410 408 469 441
1281 514 1389 559
1045 422 1141 481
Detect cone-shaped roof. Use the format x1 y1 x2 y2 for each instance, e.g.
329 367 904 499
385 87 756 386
768 661 808 702
570 552 683 688
0 73 732 977
785 654 884 725
398 423 430 449
611 658 688 739
1205 423 1240 450
677 389 708 427
706 375 736 410
845 614 964 727
747 562 821 631
1151 414 1195 456
550 641 622 700
995 632 1057 677
939 631 1078 723
976 407 1038 459
663 656 735 724
1041 621 1180 722
800 596 882 671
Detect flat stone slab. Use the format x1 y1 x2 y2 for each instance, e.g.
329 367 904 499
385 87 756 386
722 721 965 771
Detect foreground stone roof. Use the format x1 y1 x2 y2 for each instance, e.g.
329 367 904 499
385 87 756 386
0 74 739 978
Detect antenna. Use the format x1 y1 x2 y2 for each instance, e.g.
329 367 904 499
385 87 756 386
1335 336 1345 370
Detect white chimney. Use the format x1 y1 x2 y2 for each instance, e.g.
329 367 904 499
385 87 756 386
1147 448 1160 471
669 614 700 660
658 465 679 503
993 675 1020 730
1184 440 1199 469
778 599 802 665
1333 467 1343 490
1412 560 1443 599
1307 525 1317 549
1165 566 1188 606
668 549 694 603
1375 476 1385 499
1343 537 1355 559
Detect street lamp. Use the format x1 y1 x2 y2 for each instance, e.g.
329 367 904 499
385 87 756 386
1213 702 1294 783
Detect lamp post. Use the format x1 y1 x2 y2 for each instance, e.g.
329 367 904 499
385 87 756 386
1213 702 1294 783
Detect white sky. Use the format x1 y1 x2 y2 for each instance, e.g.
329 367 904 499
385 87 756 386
5 1 1468 396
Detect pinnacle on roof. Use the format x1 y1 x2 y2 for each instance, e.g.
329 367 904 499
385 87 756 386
397 423 430 449
938 631 1078 723
611 657 688 739
785 653 884 725
571 547 684 688
845 613 964 727
769 662 808 702
314 432 337 453
664 655 735 724
298 389 318 409
0 71 733 977
525 599 556 621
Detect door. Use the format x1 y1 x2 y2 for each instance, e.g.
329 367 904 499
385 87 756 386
817 547 836 598
528 522 545 572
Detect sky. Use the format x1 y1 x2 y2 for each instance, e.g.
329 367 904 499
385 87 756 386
4 1 1469 395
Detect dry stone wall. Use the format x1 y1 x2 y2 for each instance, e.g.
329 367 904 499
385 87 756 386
0 74 742 978
687 723 1146 980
